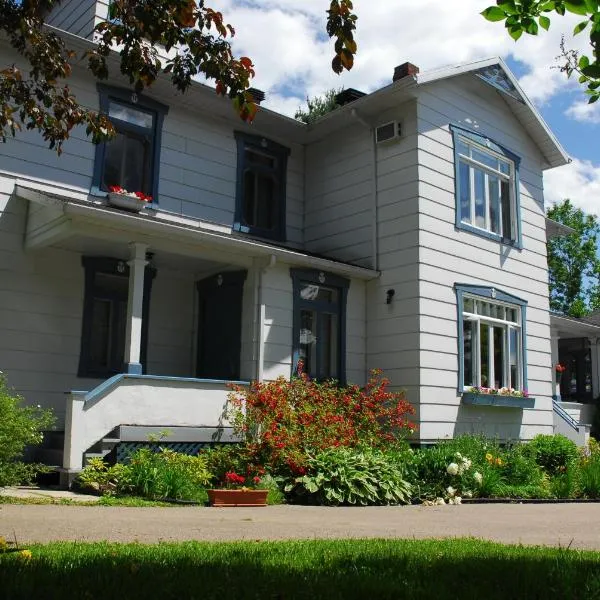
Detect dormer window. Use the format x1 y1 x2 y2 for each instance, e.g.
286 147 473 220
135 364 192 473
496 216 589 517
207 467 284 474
234 132 289 241
93 85 168 202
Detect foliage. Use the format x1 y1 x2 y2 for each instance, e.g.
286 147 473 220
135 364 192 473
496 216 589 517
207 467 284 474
285 447 412 506
0 373 54 487
227 369 416 477
546 199 600 316
579 444 600 497
525 433 580 474
0 0 358 152
295 88 343 124
482 0 600 105
2 539 600 600
75 448 210 501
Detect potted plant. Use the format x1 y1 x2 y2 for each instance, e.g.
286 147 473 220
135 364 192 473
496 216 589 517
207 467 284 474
107 185 153 211
207 471 269 507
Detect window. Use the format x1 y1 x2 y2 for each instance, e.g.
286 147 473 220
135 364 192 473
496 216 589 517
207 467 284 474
234 132 289 241
78 257 155 378
93 85 168 202
291 269 349 382
456 284 527 393
450 125 522 248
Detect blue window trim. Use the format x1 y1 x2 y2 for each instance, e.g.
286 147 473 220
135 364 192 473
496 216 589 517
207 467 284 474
450 124 523 250
290 268 350 384
454 283 528 395
92 84 169 205
234 131 289 242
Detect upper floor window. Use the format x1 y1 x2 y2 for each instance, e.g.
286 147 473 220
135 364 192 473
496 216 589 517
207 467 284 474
234 132 289 241
291 269 350 383
450 125 522 248
455 284 527 393
93 85 168 203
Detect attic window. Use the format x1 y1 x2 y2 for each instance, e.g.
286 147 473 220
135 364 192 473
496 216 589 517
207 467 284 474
474 65 524 104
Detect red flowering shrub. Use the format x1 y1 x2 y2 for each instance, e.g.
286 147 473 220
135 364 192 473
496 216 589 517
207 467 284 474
227 368 416 475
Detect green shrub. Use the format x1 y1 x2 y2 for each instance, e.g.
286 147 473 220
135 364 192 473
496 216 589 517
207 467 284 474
525 434 579 475
123 448 210 500
579 455 600 498
285 447 412 506
74 458 130 495
0 374 54 486
549 466 580 499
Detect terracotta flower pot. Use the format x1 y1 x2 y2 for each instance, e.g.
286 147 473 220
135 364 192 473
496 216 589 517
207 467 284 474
207 489 268 507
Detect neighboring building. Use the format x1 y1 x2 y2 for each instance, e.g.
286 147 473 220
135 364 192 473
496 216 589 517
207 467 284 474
0 6 578 482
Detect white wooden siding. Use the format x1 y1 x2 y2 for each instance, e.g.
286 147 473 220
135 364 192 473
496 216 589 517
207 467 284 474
45 0 97 39
415 74 553 441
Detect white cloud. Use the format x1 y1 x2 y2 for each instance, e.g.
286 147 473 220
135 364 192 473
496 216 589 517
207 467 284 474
565 99 600 124
215 0 593 114
545 159 600 216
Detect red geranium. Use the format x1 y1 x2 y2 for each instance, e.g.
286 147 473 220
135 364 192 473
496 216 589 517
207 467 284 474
555 363 567 373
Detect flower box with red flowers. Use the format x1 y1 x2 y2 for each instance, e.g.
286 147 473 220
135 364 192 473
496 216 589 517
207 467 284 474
462 386 535 409
107 186 153 212
207 471 268 507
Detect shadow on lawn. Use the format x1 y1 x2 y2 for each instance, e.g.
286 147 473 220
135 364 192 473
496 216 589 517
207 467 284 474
2 539 600 600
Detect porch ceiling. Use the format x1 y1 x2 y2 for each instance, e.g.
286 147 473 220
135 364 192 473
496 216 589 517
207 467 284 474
551 314 600 339
16 180 379 280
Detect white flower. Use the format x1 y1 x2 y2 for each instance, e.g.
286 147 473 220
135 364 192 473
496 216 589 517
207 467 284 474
462 458 472 470
473 471 483 485
454 496 462 505
446 486 456 497
447 462 459 476
435 497 446 505
455 452 463 459
463 490 473 498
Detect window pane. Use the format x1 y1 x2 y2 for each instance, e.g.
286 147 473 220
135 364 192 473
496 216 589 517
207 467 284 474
480 302 490 317
459 161 471 224
480 323 490 387
501 180 512 239
300 285 338 303
109 101 154 129
499 160 510 175
457 139 469 157
472 147 499 170
463 319 475 387
493 326 506 388
299 310 317 378
103 132 150 193
243 170 257 225
89 299 111 368
246 148 276 169
509 327 519 389
474 169 486 228
321 313 339 380
255 174 275 230
463 297 474 313
489 176 501 235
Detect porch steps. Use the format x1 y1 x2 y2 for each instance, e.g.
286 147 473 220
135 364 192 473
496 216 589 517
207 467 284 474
552 400 591 447
83 427 120 466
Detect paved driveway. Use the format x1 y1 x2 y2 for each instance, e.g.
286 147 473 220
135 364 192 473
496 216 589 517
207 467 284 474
2 503 600 549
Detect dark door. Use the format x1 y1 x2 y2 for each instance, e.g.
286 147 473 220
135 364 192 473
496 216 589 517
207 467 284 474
196 271 247 381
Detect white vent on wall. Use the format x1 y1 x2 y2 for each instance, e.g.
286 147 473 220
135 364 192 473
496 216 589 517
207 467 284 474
375 121 402 144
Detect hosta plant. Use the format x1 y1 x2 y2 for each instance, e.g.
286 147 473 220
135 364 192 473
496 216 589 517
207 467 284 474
285 447 412 506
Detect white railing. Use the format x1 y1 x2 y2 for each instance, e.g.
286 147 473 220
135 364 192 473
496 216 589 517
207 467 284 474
63 374 244 471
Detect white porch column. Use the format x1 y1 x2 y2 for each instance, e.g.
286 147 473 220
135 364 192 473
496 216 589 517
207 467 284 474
125 242 148 375
551 330 560 400
590 337 600 399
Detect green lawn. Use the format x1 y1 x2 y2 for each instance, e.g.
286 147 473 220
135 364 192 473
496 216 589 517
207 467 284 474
1 539 600 599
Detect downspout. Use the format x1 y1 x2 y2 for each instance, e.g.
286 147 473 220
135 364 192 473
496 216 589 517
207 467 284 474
351 107 378 271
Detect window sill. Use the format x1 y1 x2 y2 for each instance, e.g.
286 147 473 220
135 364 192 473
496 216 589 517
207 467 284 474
456 222 522 250
462 392 535 409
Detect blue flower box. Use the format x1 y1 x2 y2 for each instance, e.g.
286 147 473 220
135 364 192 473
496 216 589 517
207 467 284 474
462 392 535 409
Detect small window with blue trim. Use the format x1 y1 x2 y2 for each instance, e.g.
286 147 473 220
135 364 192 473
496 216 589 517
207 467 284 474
234 132 289 241
456 284 527 393
291 269 349 382
93 85 168 203
451 125 521 247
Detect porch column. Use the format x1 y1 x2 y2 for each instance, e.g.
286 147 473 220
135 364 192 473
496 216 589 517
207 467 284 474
125 242 148 375
590 338 600 399
551 331 560 400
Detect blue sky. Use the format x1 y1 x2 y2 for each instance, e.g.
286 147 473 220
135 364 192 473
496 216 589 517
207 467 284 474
219 0 600 214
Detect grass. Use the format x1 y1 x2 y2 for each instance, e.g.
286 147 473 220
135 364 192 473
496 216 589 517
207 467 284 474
1 539 600 599
0 495 177 507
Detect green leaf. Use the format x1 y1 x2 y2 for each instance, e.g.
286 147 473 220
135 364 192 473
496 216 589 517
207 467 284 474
565 0 591 15
579 54 590 69
509 26 524 40
573 19 589 34
589 94 599 103
481 6 508 21
582 64 600 78
539 15 551 30
497 0 519 14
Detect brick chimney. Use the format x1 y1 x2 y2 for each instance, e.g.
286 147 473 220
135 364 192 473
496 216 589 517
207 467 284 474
393 62 420 82
247 87 266 104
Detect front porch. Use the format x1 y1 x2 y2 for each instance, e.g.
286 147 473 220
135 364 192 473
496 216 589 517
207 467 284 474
550 314 600 445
